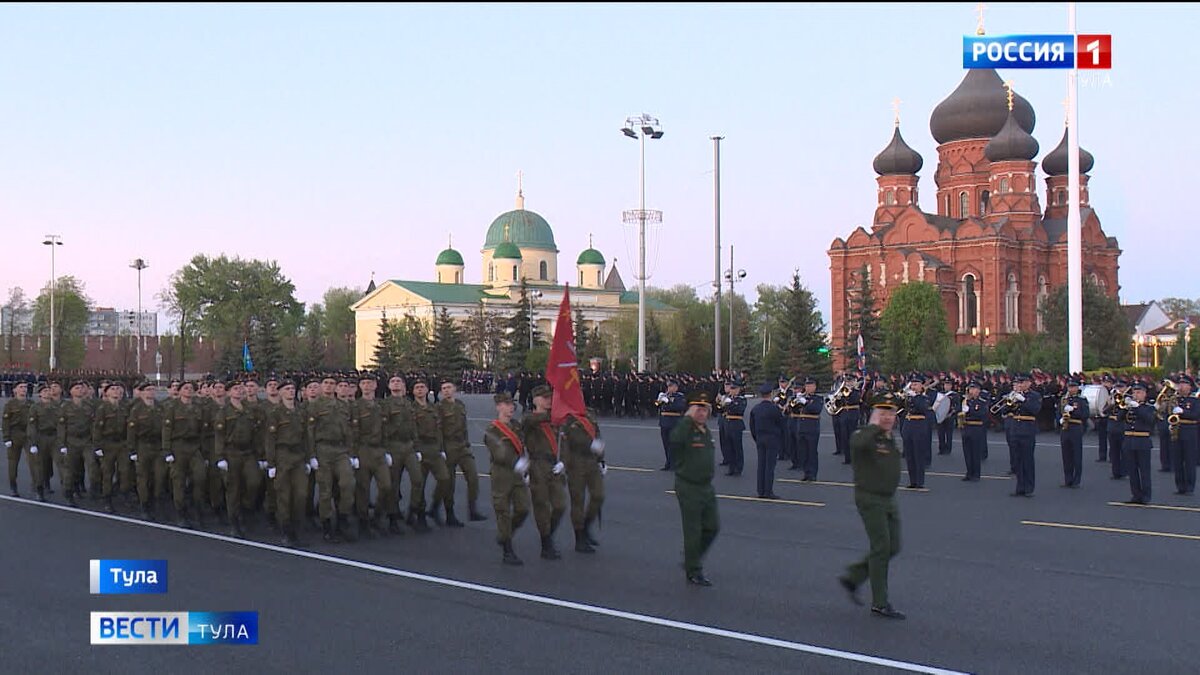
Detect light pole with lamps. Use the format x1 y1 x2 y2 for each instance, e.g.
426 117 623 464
724 244 746 372
972 326 990 370
130 258 149 374
528 289 544 349
42 235 63 371
620 113 664 373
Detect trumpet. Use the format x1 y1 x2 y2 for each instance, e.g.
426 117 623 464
989 391 1019 416
1059 397 1073 428
1169 412 1182 441
655 392 670 406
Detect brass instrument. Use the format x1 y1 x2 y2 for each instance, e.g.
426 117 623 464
772 376 796 409
824 380 853 415
1059 395 1073 428
989 391 1019 416
1158 379 1181 440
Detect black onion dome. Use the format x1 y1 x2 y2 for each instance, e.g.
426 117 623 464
930 69 1035 144
1042 127 1095 175
872 126 924 175
985 111 1039 162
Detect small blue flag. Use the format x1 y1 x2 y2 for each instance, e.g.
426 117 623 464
242 342 254 372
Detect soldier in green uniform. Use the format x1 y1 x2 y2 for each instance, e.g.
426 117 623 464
258 377 281 528
201 381 228 523
522 384 567 560
383 376 425 533
127 382 167 520
214 381 263 538
163 381 209 528
483 392 531 565
670 391 719 586
411 380 452 526
265 381 309 547
838 393 906 620
91 383 130 513
351 376 394 538
26 384 59 499
437 380 487 525
3 382 32 497
562 408 605 553
56 381 96 507
307 378 357 542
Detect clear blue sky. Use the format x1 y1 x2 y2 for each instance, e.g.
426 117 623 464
2 3 1195 326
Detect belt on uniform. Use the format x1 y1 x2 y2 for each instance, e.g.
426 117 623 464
1124 431 1150 437
660 412 681 417
791 414 820 419
1013 415 1037 421
725 415 743 420
1180 420 1197 425
906 415 926 420
963 421 984 426
1066 420 1083 425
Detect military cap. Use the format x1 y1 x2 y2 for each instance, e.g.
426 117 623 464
803 377 817 385
758 382 774 396
265 375 279 384
35 383 50 393
729 379 745 388
967 380 982 390
1014 373 1031 383
907 373 925 384
1067 378 1082 387
1102 374 1115 383
688 391 712 407
278 380 297 390
531 384 553 399
1130 381 1147 392
71 379 88 388
494 392 514 404
870 392 900 410
412 378 428 387
1179 375 1195 387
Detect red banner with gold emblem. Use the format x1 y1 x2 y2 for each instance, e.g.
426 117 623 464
546 285 586 425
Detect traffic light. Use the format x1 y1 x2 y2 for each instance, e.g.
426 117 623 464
816 346 830 355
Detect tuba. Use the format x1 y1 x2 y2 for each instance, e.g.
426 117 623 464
1155 379 1177 417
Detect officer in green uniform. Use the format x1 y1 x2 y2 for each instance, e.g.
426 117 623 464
265 381 309 547
3 382 32 497
56 381 96 507
483 392 531 565
91 383 129 513
670 391 718 586
562 409 605 553
26 384 59 499
412 380 452 526
351 376 394 538
437 380 487 525
522 384 567 560
838 393 906 619
383 376 425 533
127 382 167 520
306 379 357 542
214 381 263 538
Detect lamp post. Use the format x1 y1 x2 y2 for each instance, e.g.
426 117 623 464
724 244 746 373
711 135 723 372
1184 322 1193 374
972 326 990 370
130 258 149 375
620 113 664 373
528 290 544 350
42 235 63 371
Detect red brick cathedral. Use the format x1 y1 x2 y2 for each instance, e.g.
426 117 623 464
828 68 1120 369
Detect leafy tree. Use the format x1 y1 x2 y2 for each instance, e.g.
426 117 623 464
524 345 551 372
1041 278 1130 369
844 264 882 372
321 286 362 369
583 325 606 362
2 286 27 367
993 332 1063 373
779 270 831 383
286 304 326 371
427 307 471 375
574 309 589 360
753 284 787 379
249 316 283 373
879 281 950 373
1158 297 1198 322
31 276 92 370
464 302 502 370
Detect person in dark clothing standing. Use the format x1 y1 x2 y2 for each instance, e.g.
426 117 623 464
748 383 785 499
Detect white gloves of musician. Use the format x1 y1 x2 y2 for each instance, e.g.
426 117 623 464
216 459 229 472
590 438 605 456
415 451 423 463
29 445 38 455
1128 400 1140 408
523 474 530 486
798 396 808 405
1013 392 1026 402
1063 405 1074 414
552 461 565 476
164 454 175 464
961 402 970 413
385 453 393 467
59 447 68 455
257 460 268 471
129 453 137 462
1173 406 1184 415
267 467 277 479
308 457 319 471
514 456 530 476
350 457 360 470
439 451 447 460
3 440 10 448
94 448 104 458
600 461 608 477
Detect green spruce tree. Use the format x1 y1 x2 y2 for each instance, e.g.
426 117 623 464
844 264 882 372
780 270 832 384
371 316 400 371
427 307 471 375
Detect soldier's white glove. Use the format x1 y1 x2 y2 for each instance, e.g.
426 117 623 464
267 467 277 479
600 461 608 476
590 438 605 456
257 460 268 471
552 461 565 476
29 445 38 455
1128 400 1140 408
3 440 9 448
961 402 970 413
385 453 393 467
522 474 530 486
415 451 423 463
308 457 319 471
60 447 68 455
129 453 137 462
1173 406 1184 415
439 451 447 460
1013 392 1026 402
216 460 229 472
798 396 808 405
1063 405 1074 414
95 448 104 458
164 454 175 464
350 456 360 470
514 456 530 475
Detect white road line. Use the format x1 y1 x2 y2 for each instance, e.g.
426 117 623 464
0 494 967 675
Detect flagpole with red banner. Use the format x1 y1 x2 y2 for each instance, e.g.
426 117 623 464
545 285 587 425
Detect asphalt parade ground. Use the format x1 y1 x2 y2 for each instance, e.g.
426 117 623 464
2 394 1198 674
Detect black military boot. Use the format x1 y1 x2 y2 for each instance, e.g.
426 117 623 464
140 503 154 521
445 506 465 528
65 490 78 508
266 511 277 530
574 529 595 553
358 517 376 540
469 502 488 522
339 515 359 542
36 486 46 503
502 540 523 566
103 497 115 514
282 526 298 548
411 508 432 534
9 482 17 497
178 507 193 530
584 518 600 547
323 519 341 543
540 535 561 560
427 501 444 526
388 514 405 535
230 515 246 539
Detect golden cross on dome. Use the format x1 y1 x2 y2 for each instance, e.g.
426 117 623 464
1003 79 1014 111
975 2 987 36
503 223 511 241
892 97 902 127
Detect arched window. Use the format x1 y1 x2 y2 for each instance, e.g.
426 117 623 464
979 190 990 214
1089 272 1099 286
512 265 518 281
457 271 462 284
1036 276 1049 333
960 274 979 332
959 191 969 218
944 194 951 216
539 260 548 280
1005 273 1020 332
488 262 494 283
1057 190 1066 205
999 177 1010 193
597 270 602 286
884 189 895 205
579 270 584 286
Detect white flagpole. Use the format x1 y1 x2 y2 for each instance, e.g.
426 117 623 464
1067 2 1083 373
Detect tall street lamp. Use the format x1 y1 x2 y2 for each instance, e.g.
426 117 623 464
724 244 746 373
42 235 63 371
529 289 544 349
621 113 664 373
972 326 990 370
130 258 149 375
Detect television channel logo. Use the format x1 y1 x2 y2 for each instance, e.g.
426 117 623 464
89 559 168 595
963 34 1111 69
90 612 259 645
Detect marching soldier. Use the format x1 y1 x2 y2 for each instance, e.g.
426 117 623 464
202 381 228 523
791 377 824 481
383 376 426 533
127 382 166 520
1008 374 1042 497
935 380 960 456
164 381 209 528
437 380 487 524
1059 379 1089 488
214 381 263 538
832 373 862 465
1106 381 1129 480
960 381 988 482
1123 383 1155 504
562 407 605 553
57 381 95 507
91 383 130 513
25 384 58 499
722 380 747 477
306 377 358 542
265 381 310 547
523 384 567 560
412 380 452 526
1170 376 1198 495
838 392 906 620
3 382 32 497
900 375 932 490
484 392 532 564
655 379 686 471
670 390 718 586
350 375 394 538
749 382 785 499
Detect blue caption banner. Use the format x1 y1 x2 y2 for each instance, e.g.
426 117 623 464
89 559 168 595
963 34 1075 69
90 612 258 645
